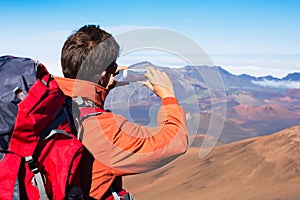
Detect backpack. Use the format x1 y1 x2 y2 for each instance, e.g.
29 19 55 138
0 56 84 199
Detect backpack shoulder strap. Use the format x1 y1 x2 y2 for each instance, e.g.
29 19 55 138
79 107 105 121
71 96 106 141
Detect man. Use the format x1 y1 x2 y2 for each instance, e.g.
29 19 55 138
55 25 188 199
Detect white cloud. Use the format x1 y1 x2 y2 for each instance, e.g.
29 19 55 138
252 79 300 89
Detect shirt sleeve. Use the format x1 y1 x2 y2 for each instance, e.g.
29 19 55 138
81 97 188 175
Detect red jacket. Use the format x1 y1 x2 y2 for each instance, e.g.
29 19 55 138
55 77 188 199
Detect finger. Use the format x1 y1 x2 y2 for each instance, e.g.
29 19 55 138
146 67 161 83
141 80 154 91
161 71 172 84
145 67 153 78
145 67 154 81
148 67 160 78
115 66 128 74
117 66 128 71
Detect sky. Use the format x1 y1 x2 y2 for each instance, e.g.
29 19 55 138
0 0 299 78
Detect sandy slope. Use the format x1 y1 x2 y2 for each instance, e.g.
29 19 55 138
124 126 300 200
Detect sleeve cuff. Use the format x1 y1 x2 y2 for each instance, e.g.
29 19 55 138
162 97 178 105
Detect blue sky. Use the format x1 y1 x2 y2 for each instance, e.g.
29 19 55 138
0 0 299 77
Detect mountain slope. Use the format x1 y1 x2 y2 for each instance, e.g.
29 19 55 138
124 126 300 200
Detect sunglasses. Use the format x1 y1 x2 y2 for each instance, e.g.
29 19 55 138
105 62 119 75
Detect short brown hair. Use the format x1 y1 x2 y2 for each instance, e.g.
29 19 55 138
61 25 119 82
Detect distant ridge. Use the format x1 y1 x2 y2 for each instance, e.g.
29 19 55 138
107 62 300 144
127 62 300 89
283 72 300 81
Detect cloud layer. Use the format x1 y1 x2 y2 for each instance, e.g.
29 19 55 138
252 79 300 89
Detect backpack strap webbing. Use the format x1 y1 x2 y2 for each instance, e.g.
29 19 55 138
25 156 49 200
75 107 105 141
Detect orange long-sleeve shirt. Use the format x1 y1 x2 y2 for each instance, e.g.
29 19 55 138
55 77 188 199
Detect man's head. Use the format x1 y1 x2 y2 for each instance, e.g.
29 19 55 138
61 25 119 84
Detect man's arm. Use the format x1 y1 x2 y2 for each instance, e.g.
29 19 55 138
81 99 188 175
81 67 188 174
